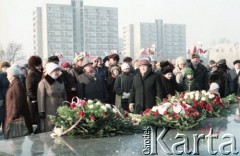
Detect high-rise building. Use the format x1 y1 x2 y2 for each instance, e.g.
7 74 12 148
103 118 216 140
84 6 118 57
123 20 186 60
123 24 134 58
33 0 118 62
33 7 43 58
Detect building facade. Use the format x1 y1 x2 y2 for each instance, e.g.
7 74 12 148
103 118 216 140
33 0 118 62
123 24 134 58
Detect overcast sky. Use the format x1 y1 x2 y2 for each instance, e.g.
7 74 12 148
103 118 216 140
1 0 240 57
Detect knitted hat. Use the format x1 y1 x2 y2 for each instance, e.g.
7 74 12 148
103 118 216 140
61 62 71 68
74 55 84 64
209 83 219 91
48 56 60 63
161 66 173 75
6 65 21 76
233 60 240 65
45 62 61 74
138 58 150 66
121 62 130 71
28 56 42 68
184 67 194 76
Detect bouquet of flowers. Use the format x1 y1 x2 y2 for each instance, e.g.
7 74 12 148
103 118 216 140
169 91 237 117
49 97 135 138
140 99 205 130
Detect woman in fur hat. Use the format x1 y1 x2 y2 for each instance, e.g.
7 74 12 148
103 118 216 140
37 62 67 132
26 56 43 133
173 57 187 84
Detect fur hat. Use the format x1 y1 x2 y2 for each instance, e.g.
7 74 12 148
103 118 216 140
110 65 120 73
123 57 132 62
61 62 71 68
28 56 42 68
191 54 200 59
184 67 194 76
209 83 219 91
121 63 130 71
233 60 240 65
45 62 61 75
175 57 186 66
161 66 173 75
0 61 10 70
103 56 109 63
74 55 84 64
160 60 174 69
108 54 120 62
6 65 21 76
138 58 151 66
217 59 227 65
48 56 60 63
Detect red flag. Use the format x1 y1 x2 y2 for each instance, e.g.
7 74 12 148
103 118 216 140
148 48 155 54
141 49 148 55
192 46 197 54
199 48 204 54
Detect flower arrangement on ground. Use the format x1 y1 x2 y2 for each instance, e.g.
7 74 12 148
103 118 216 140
49 97 135 138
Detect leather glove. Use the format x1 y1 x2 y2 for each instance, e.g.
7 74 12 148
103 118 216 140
129 103 135 112
39 112 46 119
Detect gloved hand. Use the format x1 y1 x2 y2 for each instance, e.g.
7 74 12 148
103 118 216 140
122 92 127 99
125 93 130 99
129 103 135 112
39 112 46 119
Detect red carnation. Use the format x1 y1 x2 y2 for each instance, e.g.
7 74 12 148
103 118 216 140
78 111 85 117
144 109 151 116
153 111 159 116
70 102 76 109
90 115 96 121
205 104 212 112
78 100 86 106
102 112 108 118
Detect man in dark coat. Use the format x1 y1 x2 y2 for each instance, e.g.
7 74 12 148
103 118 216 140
26 56 43 133
189 54 209 91
129 58 163 114
228 60 240 94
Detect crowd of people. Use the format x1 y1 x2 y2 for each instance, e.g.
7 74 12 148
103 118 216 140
0 53 240 139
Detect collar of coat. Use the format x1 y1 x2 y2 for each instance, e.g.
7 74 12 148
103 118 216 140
45 74 62 85
9 77 19 87
137 68 152 80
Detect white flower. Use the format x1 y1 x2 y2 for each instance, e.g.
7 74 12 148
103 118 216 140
112 108 117 113
173 104 182 113
95 101 102 106
151 106 158 112
87 100 94 104
195 95 199 100
190 94 194 100
201 97 206 101
101 105 107 111
88 105 94 109
105 104 111 108
201 90 207 95
208 94 215 99
51 127 64 137
158 102 171 115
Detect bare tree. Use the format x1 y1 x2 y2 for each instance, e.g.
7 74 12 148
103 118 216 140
0 42 26 64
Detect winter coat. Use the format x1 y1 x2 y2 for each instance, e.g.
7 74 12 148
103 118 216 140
129 69 163 114
190 63 209 90
0 72 9 122
26 68 42 124
4 78 33 138
77 73 108 102
228 69 239 94
37 75 67 132
178 78 199 92
209 70 229 97
107 75 117 104
161 75 178 98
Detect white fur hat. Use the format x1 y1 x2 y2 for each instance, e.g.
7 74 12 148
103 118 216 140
46 62 60 74
209 83 219 91
6 65 21 76
121 62 130 71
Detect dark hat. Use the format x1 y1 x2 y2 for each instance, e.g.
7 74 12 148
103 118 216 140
123 57 132 62
161 66 173 75
217 59 227 65
160 60 174 69
28 55 42 68
61 62 71 68
0 61 10 69
108 54 120 62
48 56 60 63
233 60 240 65
191 54 200 59
138 58 151 66
103 56 109 63
209 60 216 65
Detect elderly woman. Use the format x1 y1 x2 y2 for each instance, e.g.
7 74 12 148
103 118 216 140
129 58 163 114
173 56 187 84
77 58 108 102
37 62 67 132
4 65 33 139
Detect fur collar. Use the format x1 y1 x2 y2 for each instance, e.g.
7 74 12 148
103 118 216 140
45 74 62 85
